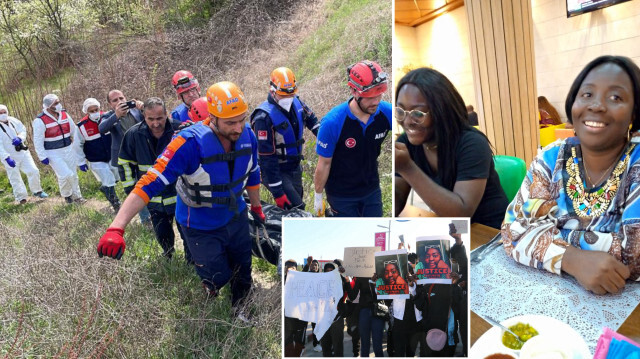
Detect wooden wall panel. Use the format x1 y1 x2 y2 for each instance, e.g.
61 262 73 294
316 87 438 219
465 0 538 165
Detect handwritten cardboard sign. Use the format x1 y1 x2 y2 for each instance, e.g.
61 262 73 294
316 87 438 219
343 246 380 278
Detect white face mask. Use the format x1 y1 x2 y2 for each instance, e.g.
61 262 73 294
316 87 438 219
54 103 63 112
278 97 294 112
89 112 101 121
0 114 7 122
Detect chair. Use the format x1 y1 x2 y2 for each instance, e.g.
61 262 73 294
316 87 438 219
539 123 565 147
493 155 527 202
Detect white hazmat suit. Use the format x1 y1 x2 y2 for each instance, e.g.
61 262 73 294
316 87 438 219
0 106 44 202
32 95 82 200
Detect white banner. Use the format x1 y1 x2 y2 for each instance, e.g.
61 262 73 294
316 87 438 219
284 269 343 340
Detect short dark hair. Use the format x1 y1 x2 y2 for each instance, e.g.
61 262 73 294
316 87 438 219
396 68 488 189
324 262 335 272
565 55 640 131
143 97 167 115
408 252 418 264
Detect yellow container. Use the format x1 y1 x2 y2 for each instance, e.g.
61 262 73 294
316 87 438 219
539 123 565 147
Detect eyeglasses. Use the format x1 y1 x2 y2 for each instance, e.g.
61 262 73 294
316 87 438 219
395 107 429 125
383 260 398 266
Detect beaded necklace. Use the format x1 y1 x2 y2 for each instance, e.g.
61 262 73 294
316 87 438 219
565 143 634 217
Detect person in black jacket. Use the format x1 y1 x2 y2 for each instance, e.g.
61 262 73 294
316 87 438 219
346 274 385 357
320 262 351 357
415 283 458 356
450 232 468 357
100 89 151 225
118 97 189 261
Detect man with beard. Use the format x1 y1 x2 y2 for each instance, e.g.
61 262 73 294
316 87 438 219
97 82 265 323
313 60 391 217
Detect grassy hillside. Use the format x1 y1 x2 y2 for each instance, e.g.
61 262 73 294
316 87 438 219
0 0 391 357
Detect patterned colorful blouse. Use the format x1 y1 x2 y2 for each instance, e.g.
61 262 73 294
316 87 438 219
501 136 640 281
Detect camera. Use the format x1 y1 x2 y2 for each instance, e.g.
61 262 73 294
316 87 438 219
124 100 137 109
15 143 28 152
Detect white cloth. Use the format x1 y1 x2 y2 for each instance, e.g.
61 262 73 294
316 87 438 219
0 117 42 201
284 269 343 341
88 161 118 187
391 282 422 321
32 111 81 198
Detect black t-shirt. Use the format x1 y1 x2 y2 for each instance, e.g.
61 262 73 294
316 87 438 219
396 129 508 229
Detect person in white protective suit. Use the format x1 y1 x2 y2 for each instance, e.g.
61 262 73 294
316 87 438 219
32 94 84 204
0 105 48 204
73 98 121 211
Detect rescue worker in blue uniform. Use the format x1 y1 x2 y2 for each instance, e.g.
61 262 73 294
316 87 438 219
251 67 319 209
170 70 201 123
118 97 190 261
314 60 392 217
98 82 266 322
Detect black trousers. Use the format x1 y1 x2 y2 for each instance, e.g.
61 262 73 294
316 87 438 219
392 317 428 357
149 210 190 261
346 304 360 356
321 317 345 357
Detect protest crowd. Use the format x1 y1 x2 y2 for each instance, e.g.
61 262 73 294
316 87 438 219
0 61 390 323
284 226 469 357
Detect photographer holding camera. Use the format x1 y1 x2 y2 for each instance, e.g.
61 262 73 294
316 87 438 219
99 90 151 224
0 105 48 204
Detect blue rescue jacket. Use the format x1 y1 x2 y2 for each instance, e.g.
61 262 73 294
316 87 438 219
171 103 190 123
132 121 260 230
255 98 305 163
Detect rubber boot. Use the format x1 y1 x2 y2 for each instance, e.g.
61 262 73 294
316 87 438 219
100 186 121 212
106 186 121 212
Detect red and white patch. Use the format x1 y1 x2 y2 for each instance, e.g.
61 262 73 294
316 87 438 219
257 130 268 140
161 148 176 160
345 138 356 148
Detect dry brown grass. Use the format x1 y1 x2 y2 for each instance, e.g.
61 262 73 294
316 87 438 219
0 199 281 357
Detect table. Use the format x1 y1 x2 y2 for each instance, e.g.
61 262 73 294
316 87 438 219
470 223 640 347
398 205 437 217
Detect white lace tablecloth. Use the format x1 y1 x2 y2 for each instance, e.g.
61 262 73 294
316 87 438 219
470 245 640 354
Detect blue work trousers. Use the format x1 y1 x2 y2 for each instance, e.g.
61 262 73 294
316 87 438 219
359 307 384 357
182 210 252 307
328 187 383 217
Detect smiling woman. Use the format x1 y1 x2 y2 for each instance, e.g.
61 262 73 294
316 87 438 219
502 55 640 295
394 67 509 228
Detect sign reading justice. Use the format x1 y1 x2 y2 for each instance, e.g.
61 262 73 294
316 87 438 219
415 236 452 285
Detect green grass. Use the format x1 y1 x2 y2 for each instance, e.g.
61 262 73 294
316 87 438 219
0 168 281 358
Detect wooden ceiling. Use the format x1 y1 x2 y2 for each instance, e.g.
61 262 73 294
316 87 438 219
395 0 465 27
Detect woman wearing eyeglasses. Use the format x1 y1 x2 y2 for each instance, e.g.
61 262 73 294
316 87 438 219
394 68 508 229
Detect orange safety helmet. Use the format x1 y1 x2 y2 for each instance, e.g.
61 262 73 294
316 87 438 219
172 70 200 95
270 67 297 96
347 60 388 98
188 97 209 122
206 81 248 119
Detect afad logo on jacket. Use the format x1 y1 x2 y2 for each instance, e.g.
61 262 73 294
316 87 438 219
345 138 356 148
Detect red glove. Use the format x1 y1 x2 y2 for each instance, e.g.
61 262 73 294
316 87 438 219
274 194 292 209
97 227 126 260
250 205 266 225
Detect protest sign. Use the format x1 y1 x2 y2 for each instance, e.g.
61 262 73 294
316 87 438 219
415 236 452 284
374 249 410 299
284 270 343 340
343 246 380 278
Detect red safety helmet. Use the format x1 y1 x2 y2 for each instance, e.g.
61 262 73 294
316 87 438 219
188 97 209 122
347 60 388 98
172 70 200 95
